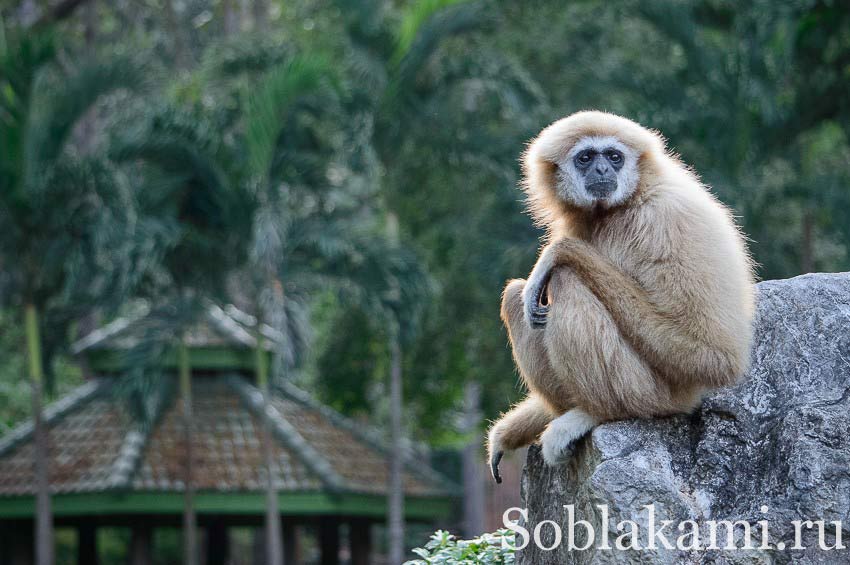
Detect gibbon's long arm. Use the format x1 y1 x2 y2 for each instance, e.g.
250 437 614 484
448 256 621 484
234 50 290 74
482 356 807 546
487 394 554 483
526 238 742 388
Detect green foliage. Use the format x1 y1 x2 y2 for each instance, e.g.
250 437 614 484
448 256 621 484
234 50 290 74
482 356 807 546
311 301 388 417
2 0 850 462
0 28 150 389
393 0 470 64
404 529 516 564
244 55 337 181
111 103 252 296
0 310 82 431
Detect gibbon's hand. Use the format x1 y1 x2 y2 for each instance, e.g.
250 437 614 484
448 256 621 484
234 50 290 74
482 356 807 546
490 450 504 484
523 246 556 328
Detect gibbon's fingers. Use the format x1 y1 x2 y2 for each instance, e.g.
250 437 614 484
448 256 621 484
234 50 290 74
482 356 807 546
528 275 552 327
490 450 504 484
529 303 549 328
523 255 555 328
486 395 557 484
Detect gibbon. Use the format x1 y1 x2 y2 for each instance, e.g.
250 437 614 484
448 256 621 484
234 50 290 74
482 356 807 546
488 111 755 483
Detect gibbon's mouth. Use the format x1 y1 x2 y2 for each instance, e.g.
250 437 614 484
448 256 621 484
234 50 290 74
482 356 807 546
586 180 617 198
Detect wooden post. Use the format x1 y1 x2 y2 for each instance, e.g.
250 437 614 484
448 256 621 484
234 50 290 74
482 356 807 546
77 523 98 565
206 521 229 565
318 517 339 565
349 519 371 565
129 525 152 565
282 522 298 565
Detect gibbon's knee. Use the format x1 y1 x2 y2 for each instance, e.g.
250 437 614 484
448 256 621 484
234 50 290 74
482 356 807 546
500 278 526 326
501 279 557 392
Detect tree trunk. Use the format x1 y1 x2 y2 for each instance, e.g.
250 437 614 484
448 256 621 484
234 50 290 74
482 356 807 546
801 208 814 274
26 304 53 565
461 381 485 538
71 0 98 159
222 0 238 35
179 336 198 565
239 0 250 33
83 0 96 45
164 0 190 67
257 332 283 565
252 0 268 32
387 331 405 564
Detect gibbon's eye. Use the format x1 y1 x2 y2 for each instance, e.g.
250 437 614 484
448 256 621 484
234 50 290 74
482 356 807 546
577 152 593 165
607 150 623 164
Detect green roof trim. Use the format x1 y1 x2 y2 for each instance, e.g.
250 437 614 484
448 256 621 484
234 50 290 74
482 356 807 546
0 491 455 520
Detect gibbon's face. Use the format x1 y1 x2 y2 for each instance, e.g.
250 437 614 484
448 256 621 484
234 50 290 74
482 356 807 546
554 136 640 209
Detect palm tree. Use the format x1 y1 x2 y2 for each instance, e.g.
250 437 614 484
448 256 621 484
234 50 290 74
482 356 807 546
217 51 430 564
0 29 144 565
114 54 344 564
241 56 337 565
332 0 532 557
112 102 255 565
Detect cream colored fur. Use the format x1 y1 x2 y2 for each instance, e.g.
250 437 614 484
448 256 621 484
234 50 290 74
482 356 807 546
487 111 755 472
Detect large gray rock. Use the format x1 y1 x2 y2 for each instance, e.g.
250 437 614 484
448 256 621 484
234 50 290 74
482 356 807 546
516 273 850 564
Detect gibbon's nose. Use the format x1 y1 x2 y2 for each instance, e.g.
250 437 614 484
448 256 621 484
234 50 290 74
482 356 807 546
595 161 609 175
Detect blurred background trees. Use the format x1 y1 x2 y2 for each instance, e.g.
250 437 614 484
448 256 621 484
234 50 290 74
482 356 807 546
1 0 848 561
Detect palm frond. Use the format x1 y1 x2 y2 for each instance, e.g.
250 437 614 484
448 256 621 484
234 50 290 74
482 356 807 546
244 55 337 182
112 105 255 295
0 30 55 199
393 0 466 64
389 0 488 92
23 53 145 184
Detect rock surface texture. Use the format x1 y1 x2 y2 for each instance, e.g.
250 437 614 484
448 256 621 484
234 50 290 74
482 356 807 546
517 273 850 564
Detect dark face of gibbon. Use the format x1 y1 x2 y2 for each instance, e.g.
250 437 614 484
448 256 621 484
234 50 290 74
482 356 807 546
554 136 640 209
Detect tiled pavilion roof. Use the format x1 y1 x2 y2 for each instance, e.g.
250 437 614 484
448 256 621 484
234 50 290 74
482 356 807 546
0 377 447 499
0 305 455 519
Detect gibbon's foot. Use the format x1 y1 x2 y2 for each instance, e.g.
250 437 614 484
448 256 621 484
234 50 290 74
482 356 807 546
540 408 598 466
490 450 504 484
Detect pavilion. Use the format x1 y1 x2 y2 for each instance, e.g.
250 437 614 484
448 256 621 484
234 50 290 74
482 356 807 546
0 305 456 564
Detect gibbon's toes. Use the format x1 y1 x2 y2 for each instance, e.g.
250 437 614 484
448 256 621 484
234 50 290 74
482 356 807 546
541 437 575 467
540 428 577 467
541 408 597 467
490 450 504 484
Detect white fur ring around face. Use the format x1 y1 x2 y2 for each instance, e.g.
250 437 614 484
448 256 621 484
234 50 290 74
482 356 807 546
540 408 598 466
